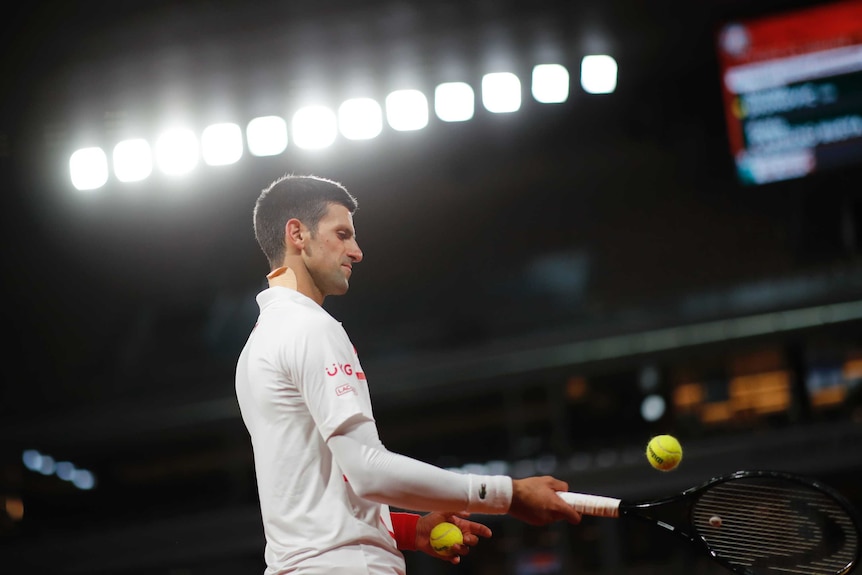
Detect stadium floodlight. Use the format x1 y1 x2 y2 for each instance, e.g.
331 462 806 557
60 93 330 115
22 450 42 471
201 122 243 166
36 454 55 475
292 105 338 150
247 116 288 156
70 147 109 191
532 64 570 103
155 127 199 175
385 89 429 131
55 461 76 481
641 394 667 422
113 139 152 183
434 82 475 122
581 55 618 94
482 72 522 113
71 468 96 490
338 98 383 140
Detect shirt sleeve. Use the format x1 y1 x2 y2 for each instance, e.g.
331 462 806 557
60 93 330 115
327 419 513 514
286 314 372 442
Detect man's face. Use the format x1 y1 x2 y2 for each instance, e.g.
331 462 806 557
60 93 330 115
304 203 363 297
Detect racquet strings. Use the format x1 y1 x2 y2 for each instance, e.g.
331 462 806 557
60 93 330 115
692 477 859 575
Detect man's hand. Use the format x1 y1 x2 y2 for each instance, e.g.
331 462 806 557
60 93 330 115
414 512 492 565
508 476 582 526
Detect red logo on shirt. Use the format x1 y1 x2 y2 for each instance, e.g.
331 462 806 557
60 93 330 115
326 363 353 376
336 384 355 396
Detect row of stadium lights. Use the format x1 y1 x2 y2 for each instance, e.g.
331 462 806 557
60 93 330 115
22 449 97 491
69 57 618 191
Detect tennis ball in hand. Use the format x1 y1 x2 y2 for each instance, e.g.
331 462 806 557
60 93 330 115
429 521 463 556
646 434 682 471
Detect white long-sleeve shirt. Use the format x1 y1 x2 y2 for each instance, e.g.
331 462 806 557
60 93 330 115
235 287 512 574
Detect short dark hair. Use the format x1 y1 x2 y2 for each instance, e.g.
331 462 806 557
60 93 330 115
253 174 359 269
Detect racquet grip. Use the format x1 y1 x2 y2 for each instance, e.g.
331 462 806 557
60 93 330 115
557 492 621 517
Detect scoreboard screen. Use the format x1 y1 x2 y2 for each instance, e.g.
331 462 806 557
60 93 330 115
716 0 862 185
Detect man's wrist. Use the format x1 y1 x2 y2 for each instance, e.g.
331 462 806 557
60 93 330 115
465 475 513 514
391 512 421 550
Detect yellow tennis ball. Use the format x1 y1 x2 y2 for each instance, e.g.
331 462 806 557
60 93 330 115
429 521 463 556
646 434 682 471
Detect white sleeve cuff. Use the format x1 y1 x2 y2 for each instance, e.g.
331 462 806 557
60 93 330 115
465 474 513 514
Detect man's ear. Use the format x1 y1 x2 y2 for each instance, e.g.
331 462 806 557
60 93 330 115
285 218 305 250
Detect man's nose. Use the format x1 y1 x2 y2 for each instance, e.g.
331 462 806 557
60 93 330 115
349 242 363 263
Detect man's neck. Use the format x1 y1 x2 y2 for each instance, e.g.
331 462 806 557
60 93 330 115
266 266 298 290
266 265 325 305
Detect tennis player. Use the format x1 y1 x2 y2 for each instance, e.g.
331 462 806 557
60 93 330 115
235 174 582 575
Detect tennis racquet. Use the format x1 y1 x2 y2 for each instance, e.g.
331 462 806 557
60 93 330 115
557 470 861 575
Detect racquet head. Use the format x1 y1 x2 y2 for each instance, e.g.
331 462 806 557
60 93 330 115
622 470 861 575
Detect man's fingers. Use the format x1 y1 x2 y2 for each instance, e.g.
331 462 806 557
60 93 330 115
545 476 569 493
557 507 582 524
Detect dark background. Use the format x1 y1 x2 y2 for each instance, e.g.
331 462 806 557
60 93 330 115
1 1 861 574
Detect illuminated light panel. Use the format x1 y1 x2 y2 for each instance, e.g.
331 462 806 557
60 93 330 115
701 401 733 423
640 394 666 422
247 116 288 156
22 449 42 471
435 82 475 122
55 461 76 481
482 72 522 113
338 98 383 140
201 122 243 166
810 385 846 407
729 370 791 414
71 469 96 490
532 64 570 103
674 382 705 409
21 449 96 491
385 89 429 131
292 105 337 149
70 147 109 191
5 496 23 521
113 139 152 182
155 128 199 175
565 375 588 401
36 454 55 475
844 357 862 380
581 55 618 94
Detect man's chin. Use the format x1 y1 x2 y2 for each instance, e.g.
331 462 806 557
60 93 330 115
328 281 350 296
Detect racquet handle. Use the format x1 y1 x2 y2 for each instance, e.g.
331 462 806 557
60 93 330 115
557 492 622 517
